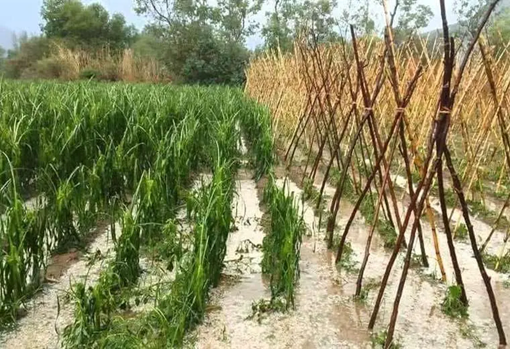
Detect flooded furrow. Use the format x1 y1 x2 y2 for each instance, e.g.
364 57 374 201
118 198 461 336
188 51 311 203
193 167 269 348
287 176 467 348
284 144 510 347
325 176 510 348
195 171 374 348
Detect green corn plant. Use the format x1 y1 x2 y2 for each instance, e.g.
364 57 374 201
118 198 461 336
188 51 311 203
50 180 79 252
0 154 48 325
262 176 304 309
1 81 273 340
237 97 274 179
62 272 119 348
113 209 141 288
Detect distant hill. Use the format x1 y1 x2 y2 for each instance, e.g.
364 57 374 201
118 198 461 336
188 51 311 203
423 0 510 43
0 26 15 51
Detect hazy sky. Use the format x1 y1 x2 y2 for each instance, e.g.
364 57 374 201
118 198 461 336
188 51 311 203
0 0 459 48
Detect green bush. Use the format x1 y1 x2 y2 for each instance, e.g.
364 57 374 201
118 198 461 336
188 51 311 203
79 64 119 82
79 67 101 80
3 36 51 78
34 57 64 79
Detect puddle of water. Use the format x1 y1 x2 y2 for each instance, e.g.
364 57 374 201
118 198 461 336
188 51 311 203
223 177 265 275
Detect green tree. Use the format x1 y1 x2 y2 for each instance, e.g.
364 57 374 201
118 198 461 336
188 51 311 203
295 0 340 43
132 31 165 60
261 0 295 52
339 0 378 38
215 0 264 42
489 7 510 53
393 0 433 44
454 0 487 34
41 0 137 49
261 0 340 52
454 0 509 52
135 0 257 84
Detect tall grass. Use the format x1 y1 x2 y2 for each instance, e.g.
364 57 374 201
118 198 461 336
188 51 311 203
53 45 168 82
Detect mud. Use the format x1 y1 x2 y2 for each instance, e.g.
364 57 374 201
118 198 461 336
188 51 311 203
0 223 118 349
194 171 372 348
195 160 510 348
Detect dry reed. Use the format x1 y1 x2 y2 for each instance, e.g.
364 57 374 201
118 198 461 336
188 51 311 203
54 45 168 83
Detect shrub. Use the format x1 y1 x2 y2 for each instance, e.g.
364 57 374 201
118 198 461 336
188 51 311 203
99 62 120 81
34 57 64 79
79 67 101 80
3 36 51 78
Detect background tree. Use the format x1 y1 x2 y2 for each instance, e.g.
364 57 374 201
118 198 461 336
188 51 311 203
454 0 509 52
261 0 296 52
215 0 264 42
261 0 340 53
2 35 51 78
488 7 510 53
393 0 433 44
134 0 260 84
338 0 379 38
41 0 137 49
454 0 488 34
295 0 340 43
0 46 5 71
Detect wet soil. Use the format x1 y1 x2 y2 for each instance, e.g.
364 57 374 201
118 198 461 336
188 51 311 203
0 223 117 349
195 141 510 348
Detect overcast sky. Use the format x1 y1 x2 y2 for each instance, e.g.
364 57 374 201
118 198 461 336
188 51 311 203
0 0 459 49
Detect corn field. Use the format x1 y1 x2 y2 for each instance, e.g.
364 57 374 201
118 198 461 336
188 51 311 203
0 78 310 348
1 2 510 347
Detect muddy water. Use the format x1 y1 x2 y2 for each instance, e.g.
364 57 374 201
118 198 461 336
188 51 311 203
278 178 488 349
194 168 269 348
352 174 510 347
0 223 118 349
276 178 471 349
194 173 373 348
195 166 510 348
